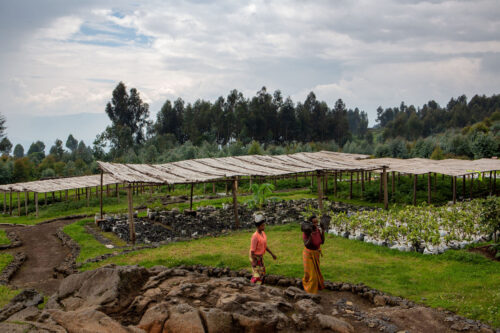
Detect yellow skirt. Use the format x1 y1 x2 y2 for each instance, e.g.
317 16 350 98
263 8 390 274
249 250 265 284
302 247 324 294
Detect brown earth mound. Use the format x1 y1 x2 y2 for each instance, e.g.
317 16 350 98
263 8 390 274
0 265 496 333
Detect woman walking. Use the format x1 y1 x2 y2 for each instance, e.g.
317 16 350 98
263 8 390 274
249 219 276 284
302 215 325 293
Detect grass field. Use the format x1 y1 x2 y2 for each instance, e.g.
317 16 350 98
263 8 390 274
0 253 18 308
0 230 10 245
78 223 500 327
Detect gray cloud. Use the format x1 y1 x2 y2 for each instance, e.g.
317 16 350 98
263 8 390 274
0 0 499 144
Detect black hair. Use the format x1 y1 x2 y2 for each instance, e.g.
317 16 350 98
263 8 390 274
254 221 265 227
308 215 317 223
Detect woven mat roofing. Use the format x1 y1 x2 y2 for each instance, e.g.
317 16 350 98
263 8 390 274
97 151 380 184
0 174 120 193
1 152 499 193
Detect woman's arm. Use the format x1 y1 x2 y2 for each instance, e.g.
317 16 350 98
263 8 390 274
266 247 277 260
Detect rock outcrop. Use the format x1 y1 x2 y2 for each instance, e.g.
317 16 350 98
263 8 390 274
0 265 497 333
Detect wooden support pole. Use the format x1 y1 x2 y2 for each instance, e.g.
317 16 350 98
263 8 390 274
190 183 194 211
86 187 90 207
225 179 228 195
356 171 359 183
349 172 353 199
453 176 457 204
383 167 388 210
311 173 314 187
52 191 55 203
494 171 497 194
106 185 110 197
427 172 431 204
324 173 328 194
3 191 6 214
116 184 120 202
127 184 135 245
34 192 39 218
100 170 104 220
368 172 371 183
232 177 240 229
25 191 28 216
17 192 21 216
77 188 80 201
317 171 323 212
413 174 417 206
213 182 216 193
9 190 12 215
44 192 47 206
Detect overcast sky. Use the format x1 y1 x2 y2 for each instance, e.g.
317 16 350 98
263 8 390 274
1 0 499 150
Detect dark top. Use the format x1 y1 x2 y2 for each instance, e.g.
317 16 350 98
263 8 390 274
303 227 323 250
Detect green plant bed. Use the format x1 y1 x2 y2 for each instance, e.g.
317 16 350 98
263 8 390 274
0 230 10 246
0 253 18 308
63 219 130 262
80 223 500 327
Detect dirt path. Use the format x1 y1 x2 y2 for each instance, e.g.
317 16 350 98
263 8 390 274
0 219 79 296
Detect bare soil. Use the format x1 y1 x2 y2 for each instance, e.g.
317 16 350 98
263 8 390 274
0 219 78 295
468 245 500 262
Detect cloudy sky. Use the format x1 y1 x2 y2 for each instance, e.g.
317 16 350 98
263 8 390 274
1 0 499 150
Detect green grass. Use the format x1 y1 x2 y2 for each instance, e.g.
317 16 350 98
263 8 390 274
80 223 500 327
62 219 129 262
0 253 18 308
0 230 10 246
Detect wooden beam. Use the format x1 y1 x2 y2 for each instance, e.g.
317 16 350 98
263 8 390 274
25 191 28 216
462 175 466 200
232 177 240 229
190 183 194 210
100 170 104 219
17 192 21 216
383 167 388 210
427 172 431 204
317 171 324 212
127 184 136 245
453 176 457 204
413 174 417 206
35 192 39 218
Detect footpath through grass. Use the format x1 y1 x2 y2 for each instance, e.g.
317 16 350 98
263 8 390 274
80 223 500 327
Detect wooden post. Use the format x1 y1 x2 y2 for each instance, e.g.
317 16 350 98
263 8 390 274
106 185 110 197
190 183 194 210
25 191 28 216
324 173 328 194
86 187 90 206
317 171 323 212
100 170 104 219
116 184 120 202
213 182 216 193
225 179 228 195
77 188 80 201
17 192 21 216
349 172 353 199
494 171 497 194
453 176 457 204
65 190 68 201
35 192 39 218
127 184 136 245
413 174 417 206
462 175 466 199
311 173 314 187
383 167 388 210
3 191 5 214
334 171 337 197
427 172 431 204
232 177 240 228
356 171 359 183
52 191 55 203
44 192 47 206
9 189 12 215
361 170 365 198
368 172 371 183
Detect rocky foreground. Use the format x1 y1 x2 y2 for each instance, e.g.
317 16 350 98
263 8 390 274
0 265 497 333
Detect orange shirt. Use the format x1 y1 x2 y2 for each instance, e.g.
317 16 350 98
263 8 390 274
250 231 267 256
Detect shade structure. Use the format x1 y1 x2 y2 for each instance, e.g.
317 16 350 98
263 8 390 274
0 174 120 193
96 151 383 184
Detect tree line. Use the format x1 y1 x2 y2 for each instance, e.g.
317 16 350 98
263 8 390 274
0 82 498 184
